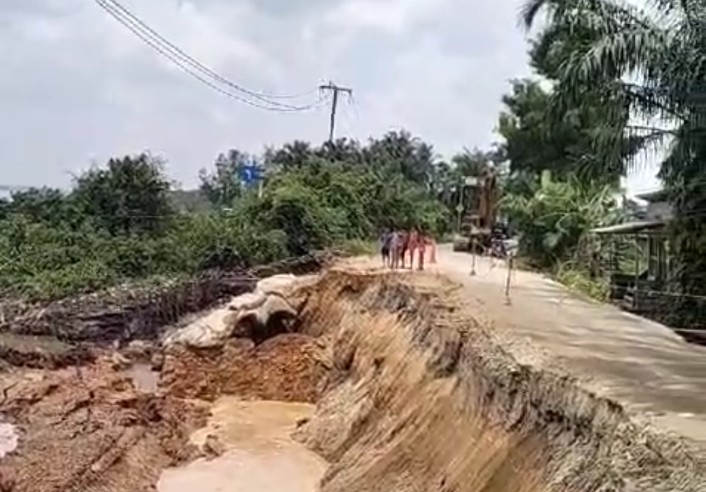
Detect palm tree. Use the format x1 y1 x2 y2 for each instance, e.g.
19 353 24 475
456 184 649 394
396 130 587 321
523 0 706 326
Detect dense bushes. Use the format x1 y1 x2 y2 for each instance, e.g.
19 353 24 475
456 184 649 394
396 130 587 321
0 132 451 301
502 173 618 269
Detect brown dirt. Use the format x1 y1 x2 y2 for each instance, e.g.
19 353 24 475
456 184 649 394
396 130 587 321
0 333 94 370
0 265 703 492
161 333 330 403
291 269 706 492
0 360 207 492
0 259 331 492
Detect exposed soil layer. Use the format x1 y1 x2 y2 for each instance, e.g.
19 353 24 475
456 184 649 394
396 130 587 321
291 270 706 492
0 254 329 370
0 361 207 492
1 266 704 492
0 333 94 370
0 253 330 345
161 334 329 403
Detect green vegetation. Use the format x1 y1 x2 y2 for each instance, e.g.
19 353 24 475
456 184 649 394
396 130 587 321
497 0 706 322
502 173 619 270
0 131 450 302
495 28 630 297
555 263 610 302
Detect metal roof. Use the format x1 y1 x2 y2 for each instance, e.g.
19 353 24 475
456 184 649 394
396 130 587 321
636 189 669 203
591 220 666 235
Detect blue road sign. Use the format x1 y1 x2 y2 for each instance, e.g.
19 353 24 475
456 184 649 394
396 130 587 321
240 161 263 188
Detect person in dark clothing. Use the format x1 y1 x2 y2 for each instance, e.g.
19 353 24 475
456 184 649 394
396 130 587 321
408 229 419 269
417 231 428 271
399 230 409 269
379 229 392 267
390 230 402 268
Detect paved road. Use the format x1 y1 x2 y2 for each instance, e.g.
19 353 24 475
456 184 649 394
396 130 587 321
433 245 706 446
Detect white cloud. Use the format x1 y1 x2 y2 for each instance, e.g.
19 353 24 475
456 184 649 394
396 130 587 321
0 0 533 188
326 0 448 34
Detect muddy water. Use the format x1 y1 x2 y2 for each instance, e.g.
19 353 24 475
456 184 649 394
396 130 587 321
158 399 327 492
126 362 159 393
0 421 18 457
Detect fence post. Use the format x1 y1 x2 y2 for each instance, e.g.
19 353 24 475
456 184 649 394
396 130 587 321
470 238 477 276
505 256 513 305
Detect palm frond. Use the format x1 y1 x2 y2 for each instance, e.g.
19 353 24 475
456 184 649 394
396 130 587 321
521 0 553 29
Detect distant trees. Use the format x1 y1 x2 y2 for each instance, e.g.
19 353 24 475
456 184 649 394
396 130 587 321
0 131 452 301
0 187 80 227
73 153 174 235
520 0 706 325
199 150 250 207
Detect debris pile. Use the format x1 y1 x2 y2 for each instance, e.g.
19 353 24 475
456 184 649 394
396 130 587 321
162 274 303 348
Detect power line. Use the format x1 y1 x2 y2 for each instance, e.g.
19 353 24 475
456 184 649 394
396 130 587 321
99 0 315 107
95 0 328 112
95 0 324 112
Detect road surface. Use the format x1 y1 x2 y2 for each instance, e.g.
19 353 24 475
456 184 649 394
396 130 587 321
433 245 706 447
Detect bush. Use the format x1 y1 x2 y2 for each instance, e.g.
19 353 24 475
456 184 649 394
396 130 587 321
502 175 618 268
339 239 378 256
555 262 609 301
0 134 453 301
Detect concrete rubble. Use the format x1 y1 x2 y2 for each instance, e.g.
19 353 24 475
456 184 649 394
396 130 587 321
162 274 302 349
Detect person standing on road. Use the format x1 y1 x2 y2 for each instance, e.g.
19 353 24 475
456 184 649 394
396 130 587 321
390 230 401 269
399 230 409 269
408 228 419 269
417 231 427 271
379 229 392 267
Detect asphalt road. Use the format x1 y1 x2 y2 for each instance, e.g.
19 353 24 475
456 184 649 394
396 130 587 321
433 245 706 447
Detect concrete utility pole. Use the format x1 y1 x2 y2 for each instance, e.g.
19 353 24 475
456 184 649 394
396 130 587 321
319 81 352 142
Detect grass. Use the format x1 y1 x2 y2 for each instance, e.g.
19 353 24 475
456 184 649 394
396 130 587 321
554 263 609 302
339 239 378 257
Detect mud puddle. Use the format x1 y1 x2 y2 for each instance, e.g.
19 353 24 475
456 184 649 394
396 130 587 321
158 398 327 492
0 420 18 458
126 362 159 393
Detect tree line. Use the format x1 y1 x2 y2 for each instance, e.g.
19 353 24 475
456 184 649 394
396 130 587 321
0 131 466 302
494 0 706 327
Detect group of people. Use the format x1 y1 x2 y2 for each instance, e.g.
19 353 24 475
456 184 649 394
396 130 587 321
379 228 431 271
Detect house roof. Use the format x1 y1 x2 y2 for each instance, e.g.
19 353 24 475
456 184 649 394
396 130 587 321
636 189 669 203
591 220 666 235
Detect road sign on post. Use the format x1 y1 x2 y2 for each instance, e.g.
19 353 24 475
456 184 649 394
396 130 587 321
240 161 263 189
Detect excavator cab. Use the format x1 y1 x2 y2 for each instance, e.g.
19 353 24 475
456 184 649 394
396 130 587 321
452 169 499 253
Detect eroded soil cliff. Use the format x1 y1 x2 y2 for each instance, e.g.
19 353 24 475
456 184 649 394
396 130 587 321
0 266 703 492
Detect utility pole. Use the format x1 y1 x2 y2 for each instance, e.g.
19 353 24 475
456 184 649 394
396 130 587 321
319 81 352 142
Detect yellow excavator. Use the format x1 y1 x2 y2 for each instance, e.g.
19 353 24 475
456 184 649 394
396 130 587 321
452 167 500 253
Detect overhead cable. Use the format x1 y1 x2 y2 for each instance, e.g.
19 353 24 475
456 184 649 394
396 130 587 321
95 0 324 111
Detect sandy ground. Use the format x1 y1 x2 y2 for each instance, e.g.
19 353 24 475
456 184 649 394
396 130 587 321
431 245 706 445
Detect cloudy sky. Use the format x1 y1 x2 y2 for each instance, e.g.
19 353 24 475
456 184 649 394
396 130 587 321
0 0 658 191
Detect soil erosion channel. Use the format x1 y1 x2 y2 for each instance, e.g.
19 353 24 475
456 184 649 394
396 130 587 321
0 267 703 491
